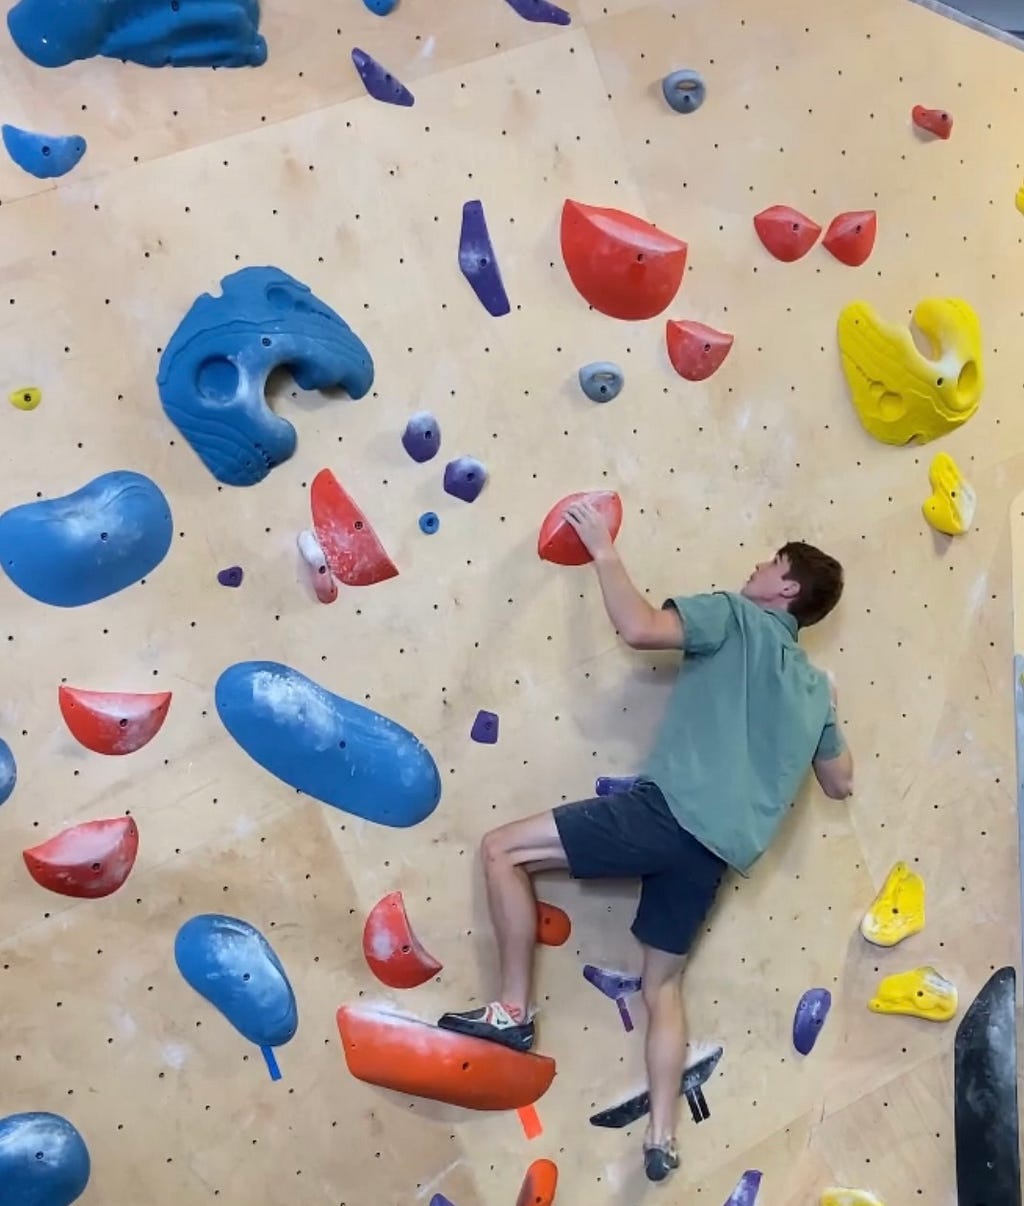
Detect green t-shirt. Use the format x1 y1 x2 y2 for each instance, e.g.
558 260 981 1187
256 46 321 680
639 591 844 875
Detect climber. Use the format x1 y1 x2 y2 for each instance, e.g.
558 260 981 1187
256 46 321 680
438 500 853 1183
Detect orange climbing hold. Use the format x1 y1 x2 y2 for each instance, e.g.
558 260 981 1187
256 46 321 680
311 468 398 587
665 320 734 381
536 901 571 946
538 491 622 566
58 686 171 755
753 205 821 262
23 816 139 898
823 210 877 267
912 105 952 139
516 1158 558 1206
560 199 687 320
362 890 443 989
336 1005 556 1110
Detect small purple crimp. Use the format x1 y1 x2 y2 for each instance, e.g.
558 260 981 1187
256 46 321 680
217 566 244 588
595 774 639 796
351 48 414 106
471 710 499 744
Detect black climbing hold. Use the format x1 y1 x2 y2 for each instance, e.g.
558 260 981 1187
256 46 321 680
218 566 244 588
504 0 570 24
662 69 706 114
402 412 441 463
458 200 510 318
470 710 499 744
578 362 624 403
351 48 414 107
590 1046 723 1128
443 457 487 504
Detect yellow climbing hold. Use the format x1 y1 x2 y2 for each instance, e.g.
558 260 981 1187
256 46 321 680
9 386 40 411
1016 182 1024 216
922 452 975 536
837 297 983 444
869 966 958 1022
861 861 925 947
820 1190 886 1206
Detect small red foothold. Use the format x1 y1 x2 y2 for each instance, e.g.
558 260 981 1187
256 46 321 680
58 686 171 755
912 105 952 139
538 491 622 566
822 210 877 267
516 1158 559 1206
536 901 571 946
23 816 139 898
362 891 443 989
753 205 822 262
665 320 734 381
310 469 398 588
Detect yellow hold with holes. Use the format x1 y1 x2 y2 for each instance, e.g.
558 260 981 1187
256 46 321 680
820 1191 886 1206
861 861 925 947
869 966 958 1022
923 452 975 536
8 385 40 411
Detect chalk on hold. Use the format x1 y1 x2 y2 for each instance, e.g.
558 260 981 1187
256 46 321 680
419 511 440 534
363 0 397 12
0 738 15 805
837 297 983 445
724 1171 763 1205
363 891 443 988
753 205 821 262
661 69 705 114
561 199 687 320
516 1159 558 1206
912 105 952 139
538 490 622 566
402 411 441 462
536 900 571 946
444 456 487 503
860 862 925 947
7 0 266 67
217 565 244 587
869 966 958 1022
0 470 173 608
297 529 338 603
158 267 374 486
578 362 624 403
820 1191 886 1206
504 0 570 24
590 1045 723 1128
471 709 499 744
822 210 877 267
792 987 831 1055
666 320 734 381
311 468 398 587
584 964 642 1031
351 47 414 106
459 200 510 317
923 452 975 536
8 385 40 410
2 125 85 179
58 686 171 755
23 817 138 899
0 1112 91 1206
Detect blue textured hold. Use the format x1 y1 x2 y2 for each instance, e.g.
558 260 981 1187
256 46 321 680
458 200 510 317
175 915 297 1066
429 1197 456 1206
443 456 487 503
579 361 624 403
418 511 439 534
351 47 414 106
595 774 639 796
7 0 266 68
402 411 441 462
504 0 570 24
0 470 173 608
792 987 831 1055
215 661 441 827
0 739 16 806
362 0 397 12
0 1112 90 1206
158 267 374 487
2 126 86 179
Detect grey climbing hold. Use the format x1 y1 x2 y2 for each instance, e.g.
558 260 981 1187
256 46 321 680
662 69 706 114
578 362 624 403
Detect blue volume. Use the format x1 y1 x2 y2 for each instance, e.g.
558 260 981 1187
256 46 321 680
2 126 86 179
0 1112 90 1206
0 470 173 607
0 739 16 806
215 661 442 827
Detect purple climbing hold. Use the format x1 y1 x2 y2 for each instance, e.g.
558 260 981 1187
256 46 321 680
504 0 571 25
595 774 640 796
458 200 510 317
723 1170 762 1205
218 566 244 588
443 456 487 503
351 48 414 107
792 987 831 1055
471 709 499 744
429 1196 456 1206
402 411 441 463
584 964 642 1031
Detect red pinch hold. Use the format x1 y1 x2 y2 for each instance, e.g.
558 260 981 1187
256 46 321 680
753 205 821 262
912 106 952 139
822 210 877 267
666 320 734 381
310 469 398 587
362 891 443 989
23 816 139 898
538 491 622 566
58 686 171 755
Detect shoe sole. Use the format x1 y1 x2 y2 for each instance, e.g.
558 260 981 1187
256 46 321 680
437 1016 535 1053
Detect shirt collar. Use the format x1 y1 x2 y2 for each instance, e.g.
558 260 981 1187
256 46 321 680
767 608 799 640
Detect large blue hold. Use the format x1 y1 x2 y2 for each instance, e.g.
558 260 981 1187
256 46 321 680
2 126 86 179
7 0 266 68
158 267 374 487
215 661 441 827
0 1112 90 1206
0 470 173 607
0 739 16 806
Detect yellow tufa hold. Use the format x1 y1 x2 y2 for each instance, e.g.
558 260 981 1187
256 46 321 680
837 297 983 444
861 861 926 947
923 452 975 536
869 966 958 1022
820 1190 887 1206
8 385 40 411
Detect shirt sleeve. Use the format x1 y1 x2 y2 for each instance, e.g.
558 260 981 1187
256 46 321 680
666 593 734 655
813 705 846 761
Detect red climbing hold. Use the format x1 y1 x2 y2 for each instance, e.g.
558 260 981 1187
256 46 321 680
538 491 622 566
822 210 877 267
362 891 443 989
536 901 571 946
516 1159 559 1206
560 199 687 320
665 320 734 381
912 105 953 139
58 686 171 755
310 468 398 588
753 205 821 262
23 816 139 898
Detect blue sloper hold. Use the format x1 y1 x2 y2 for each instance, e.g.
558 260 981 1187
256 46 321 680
443 456 487 503
0 738 15 806
402 411 441 462
0 470 173 607
470 709 499 744
158 267 374 487
0 1112 90 1206
579 361 624 403
7 0 266 68
363 0 397 12
504 0 570 25
662 69 706 114
351 48 414 106
458 200 510 317
792 987 831 1055
215 661 441 827
418 511 439 534
2 126 86 179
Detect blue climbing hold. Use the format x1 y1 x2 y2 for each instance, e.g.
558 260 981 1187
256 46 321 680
0 1112 90 1206
470 709 499 743
158 267 374 487
418 511 439 534
504 0 570 24
351 47 414 106
7 0 266 68
0 739 16 806
458 200 511 317
403 411 441 462
217 565 244 587
792 987 831 1055
2 126 86 179
429 1197 456 1206
215 661 441 827
579 361 624 403
662 69 706 114
362 0 397 12
595 774 640 796
443 456 487 503
0 470 173 608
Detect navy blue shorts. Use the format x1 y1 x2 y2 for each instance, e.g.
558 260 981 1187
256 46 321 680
553 778 726 956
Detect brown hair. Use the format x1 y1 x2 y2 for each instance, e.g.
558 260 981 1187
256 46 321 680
778 541 844 628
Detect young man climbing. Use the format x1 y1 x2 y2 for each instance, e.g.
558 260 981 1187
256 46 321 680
438 500 854 1183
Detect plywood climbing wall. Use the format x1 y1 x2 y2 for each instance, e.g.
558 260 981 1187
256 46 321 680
1 0 1022 1202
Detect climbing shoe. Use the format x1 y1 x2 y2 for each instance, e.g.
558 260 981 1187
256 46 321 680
643 1139 680 1183
437 1002 535 1052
